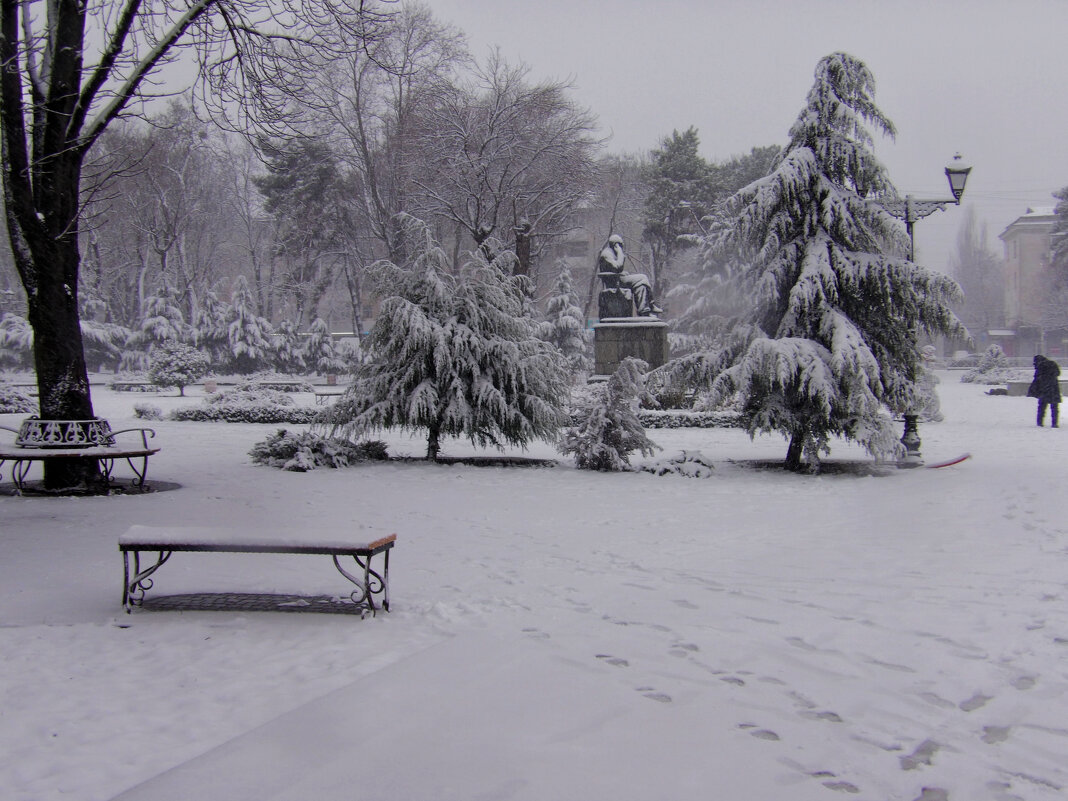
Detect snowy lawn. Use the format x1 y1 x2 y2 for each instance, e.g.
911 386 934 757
1 373 1066 801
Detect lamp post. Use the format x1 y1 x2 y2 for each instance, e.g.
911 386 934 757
878 154 972 466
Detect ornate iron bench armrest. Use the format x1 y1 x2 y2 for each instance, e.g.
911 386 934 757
109 427 157 449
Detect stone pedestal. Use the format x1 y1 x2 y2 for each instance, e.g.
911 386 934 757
593 319 669 377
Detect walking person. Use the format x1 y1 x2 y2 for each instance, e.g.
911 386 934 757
1028 355 1061 427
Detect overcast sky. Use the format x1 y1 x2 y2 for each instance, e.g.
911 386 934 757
427 0 1068 273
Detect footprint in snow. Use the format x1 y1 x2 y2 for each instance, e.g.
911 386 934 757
636 686 672 703
800 710 844 723
823 781 860 794
595 654 629 667
1011 675 1036 690
959 692 992 712
900 739 940 771
913 789 949 801
738 724 780 741
982 725 1011 744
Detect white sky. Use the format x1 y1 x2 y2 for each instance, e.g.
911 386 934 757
426 0 1068 272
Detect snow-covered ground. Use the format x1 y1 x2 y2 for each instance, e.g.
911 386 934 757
1 373 1065 801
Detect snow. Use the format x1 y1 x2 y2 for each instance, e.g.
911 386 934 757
2 373 1067 801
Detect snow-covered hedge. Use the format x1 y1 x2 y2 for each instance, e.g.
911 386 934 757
249 429 387 471
637 409 744 429
0 383 35 414
170 403 321 424
171 385 320 423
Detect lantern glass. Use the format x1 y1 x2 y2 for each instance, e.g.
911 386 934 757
944 154 971 202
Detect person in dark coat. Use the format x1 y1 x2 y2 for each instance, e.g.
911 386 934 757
1027 355 1061 427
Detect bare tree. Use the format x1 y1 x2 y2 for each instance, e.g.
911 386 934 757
411 52 601 278
949 205 1004 342
0 0 387 491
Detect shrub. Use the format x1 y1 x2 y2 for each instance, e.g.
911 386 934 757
560 358 659 471
960 344 1020 385
169 403 320 424
133 403 163 421
249 429 388 471
636 409 744 429
0 383 35 414
639 450 716 477
207 385 294 406
148 341 209 395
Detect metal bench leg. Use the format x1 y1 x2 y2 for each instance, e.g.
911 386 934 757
123 550 172 612
12 459 31 493
332 554 389 617
122 455 150 488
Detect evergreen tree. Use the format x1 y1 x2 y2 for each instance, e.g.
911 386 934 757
124 286 188 369
538 260 590 373
272 319 307 375
325 215 568 460
642 127 717 300
302 317 346 376
226 275 274 374
560 358 660 471
668 145 780 349
193 289 232 369
132 287 187 349
687 52 966 471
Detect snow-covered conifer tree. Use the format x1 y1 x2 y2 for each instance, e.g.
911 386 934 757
301 317 346 376
124 286 188 369
560 358 660 471
226 275 274 374
193 289 232 369
538 260 590 373
271 319 307 375
690 53 966 471
325 215 569 460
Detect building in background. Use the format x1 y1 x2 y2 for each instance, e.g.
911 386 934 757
997 207 1059 356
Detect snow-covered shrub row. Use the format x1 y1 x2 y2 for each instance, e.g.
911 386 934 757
169 403 321 424
0 383 35 414
235 373 316 393
132 403 163 421
206 385 295 407
170 385 320 423
249 429 387 471
636 409 744 429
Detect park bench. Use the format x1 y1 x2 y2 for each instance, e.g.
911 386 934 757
119 525 396 617
0 417 159 493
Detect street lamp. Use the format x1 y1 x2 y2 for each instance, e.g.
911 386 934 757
880 153 972 260
878 154 972 466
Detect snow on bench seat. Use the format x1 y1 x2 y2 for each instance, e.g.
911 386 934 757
120 525 396 616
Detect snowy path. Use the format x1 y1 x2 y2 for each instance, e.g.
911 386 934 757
1 374 1066 800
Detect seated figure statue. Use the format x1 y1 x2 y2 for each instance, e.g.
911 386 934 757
597 234 662 317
